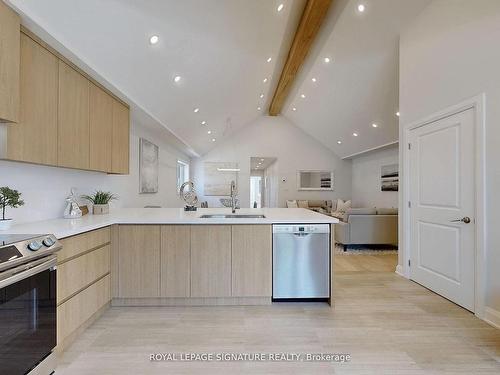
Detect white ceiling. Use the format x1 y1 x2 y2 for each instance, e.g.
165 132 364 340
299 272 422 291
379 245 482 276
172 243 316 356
283 0 432 158
8 0 305 156
250 157 277 170
7 0 432 158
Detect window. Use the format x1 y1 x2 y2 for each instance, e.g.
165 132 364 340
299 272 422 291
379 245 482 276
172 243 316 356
177 160 190 192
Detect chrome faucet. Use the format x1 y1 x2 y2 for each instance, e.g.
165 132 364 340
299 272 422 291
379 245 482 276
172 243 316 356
230 180 237 214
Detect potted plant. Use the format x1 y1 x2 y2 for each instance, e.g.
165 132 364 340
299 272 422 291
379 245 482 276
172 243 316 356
0 187 25 230
81 191 117 215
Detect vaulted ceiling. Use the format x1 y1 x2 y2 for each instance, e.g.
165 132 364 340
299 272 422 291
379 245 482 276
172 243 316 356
8 0 431 158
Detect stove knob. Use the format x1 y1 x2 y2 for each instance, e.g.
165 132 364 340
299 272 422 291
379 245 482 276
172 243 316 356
28 240 42 251
43 237 55 247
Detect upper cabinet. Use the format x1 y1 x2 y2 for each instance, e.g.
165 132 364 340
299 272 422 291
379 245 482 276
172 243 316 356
89 83 113 172
58 60 90 170
7 34 58 164
0 3 130 174
0 1 20 123
111 100 130 174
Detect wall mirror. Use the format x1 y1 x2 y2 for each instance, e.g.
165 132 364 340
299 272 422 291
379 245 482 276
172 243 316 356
297 170 334 191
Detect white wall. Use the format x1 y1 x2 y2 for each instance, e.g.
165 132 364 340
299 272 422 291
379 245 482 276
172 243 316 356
399 0 500 318
351 145 399 208
191 116 352 208
0 114 189 224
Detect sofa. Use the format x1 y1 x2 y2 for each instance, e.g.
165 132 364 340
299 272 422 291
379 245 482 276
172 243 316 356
286 199 334 214
334 208 398 250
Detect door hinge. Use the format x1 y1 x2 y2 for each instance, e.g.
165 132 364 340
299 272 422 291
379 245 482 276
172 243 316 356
408 201 411 208
408 259 411 267
408 143 411 150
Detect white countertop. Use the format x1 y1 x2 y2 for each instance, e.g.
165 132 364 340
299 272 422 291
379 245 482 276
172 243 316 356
5 208 338 239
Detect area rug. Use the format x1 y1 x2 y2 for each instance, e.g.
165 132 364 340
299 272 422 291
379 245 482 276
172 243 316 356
334 243 398 255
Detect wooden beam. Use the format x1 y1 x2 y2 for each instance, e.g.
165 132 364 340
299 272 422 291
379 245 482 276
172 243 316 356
268 0 332 116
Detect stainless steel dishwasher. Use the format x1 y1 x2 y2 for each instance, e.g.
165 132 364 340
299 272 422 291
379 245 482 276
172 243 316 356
272 224 330 301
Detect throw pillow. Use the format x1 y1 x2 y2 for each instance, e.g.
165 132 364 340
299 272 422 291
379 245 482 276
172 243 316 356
336 199 352 213
286 200 298 208
297 200 309 209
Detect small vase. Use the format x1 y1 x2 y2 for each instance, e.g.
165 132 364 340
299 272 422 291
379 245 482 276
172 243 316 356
93 204 109 215
0 219 13 231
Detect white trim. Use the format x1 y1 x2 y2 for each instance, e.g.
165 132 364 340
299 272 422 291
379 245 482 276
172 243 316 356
395 264 405 277
342 141 399 160
400 94 486 318
484 307 500 330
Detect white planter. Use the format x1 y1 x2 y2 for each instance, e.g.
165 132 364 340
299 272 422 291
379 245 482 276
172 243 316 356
0 219 13 230
93 204 109 215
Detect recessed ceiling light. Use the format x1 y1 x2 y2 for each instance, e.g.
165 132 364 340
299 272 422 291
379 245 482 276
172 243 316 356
267 57 272 63
311 77 317 82
292 107 297 111
212 138 216 142
357 4 366 12
277 3 284 12
324 57 331 63
337 140 342 144
263 78 268 83
396 111 400 117
201 121 206 125
193 108 199 113
207 130 212 134
257 107 262 111
300 94 306 98
353 132 359 137
149 35 159 45
372 123 378 128
173 75 181 83
260 94 264 98
260 158 264 161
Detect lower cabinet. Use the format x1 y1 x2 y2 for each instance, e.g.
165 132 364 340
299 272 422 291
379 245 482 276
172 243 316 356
190 225 232 298
118 225 160 298
231 225 272 297
113 224 272 304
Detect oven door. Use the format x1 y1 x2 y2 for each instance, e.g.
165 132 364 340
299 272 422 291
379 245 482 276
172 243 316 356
0 256 57 375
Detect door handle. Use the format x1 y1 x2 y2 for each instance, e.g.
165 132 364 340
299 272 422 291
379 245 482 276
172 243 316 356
450 217 471 224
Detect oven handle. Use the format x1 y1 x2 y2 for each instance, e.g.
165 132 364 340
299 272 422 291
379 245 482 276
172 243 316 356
0 256 57 289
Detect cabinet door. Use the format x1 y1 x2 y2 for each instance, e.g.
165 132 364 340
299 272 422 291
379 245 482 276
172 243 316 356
111 99 129 174
7 34 58 164
190 225 231 297
118 225 160 298
57 60 89 170
232 225 272 297
160 226 190 297
0 1 20 123
89 83 113 172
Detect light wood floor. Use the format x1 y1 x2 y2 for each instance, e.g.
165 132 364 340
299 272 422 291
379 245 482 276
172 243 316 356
56 254 500 374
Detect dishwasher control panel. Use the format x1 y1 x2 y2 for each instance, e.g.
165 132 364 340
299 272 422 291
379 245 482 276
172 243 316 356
272 224 330 234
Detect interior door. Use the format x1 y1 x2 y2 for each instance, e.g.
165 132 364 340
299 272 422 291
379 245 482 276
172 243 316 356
409 108 475 311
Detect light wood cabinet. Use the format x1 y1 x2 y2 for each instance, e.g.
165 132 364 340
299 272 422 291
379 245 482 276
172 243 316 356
57 245 110 304
7 34 58 164
231 225 272 297
160 225 191 297
57 275 110 348
58 227 110 263
118 225 160 298
111 99 130 174
89 83 113 172
0 1 20 123
58 60 89 170
190 225 232 297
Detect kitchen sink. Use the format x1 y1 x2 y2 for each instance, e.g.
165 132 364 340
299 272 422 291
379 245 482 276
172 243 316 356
199 214 266 219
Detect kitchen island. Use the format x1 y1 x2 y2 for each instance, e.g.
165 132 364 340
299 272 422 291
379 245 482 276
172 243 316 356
6 208 338 350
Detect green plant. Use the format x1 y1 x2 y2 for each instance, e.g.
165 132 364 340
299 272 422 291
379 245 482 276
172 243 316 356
0 186 24 220
81 191 117 205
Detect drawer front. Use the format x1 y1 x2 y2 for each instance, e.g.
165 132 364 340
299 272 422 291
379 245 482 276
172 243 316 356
58 227 110 263
57 275 110 345
57 245 110 304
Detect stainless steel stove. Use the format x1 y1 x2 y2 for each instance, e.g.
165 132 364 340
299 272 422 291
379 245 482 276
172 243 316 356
0 234 62 375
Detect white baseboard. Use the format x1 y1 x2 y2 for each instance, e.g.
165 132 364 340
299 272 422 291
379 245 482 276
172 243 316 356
483 307 500 329
395 264 406 277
